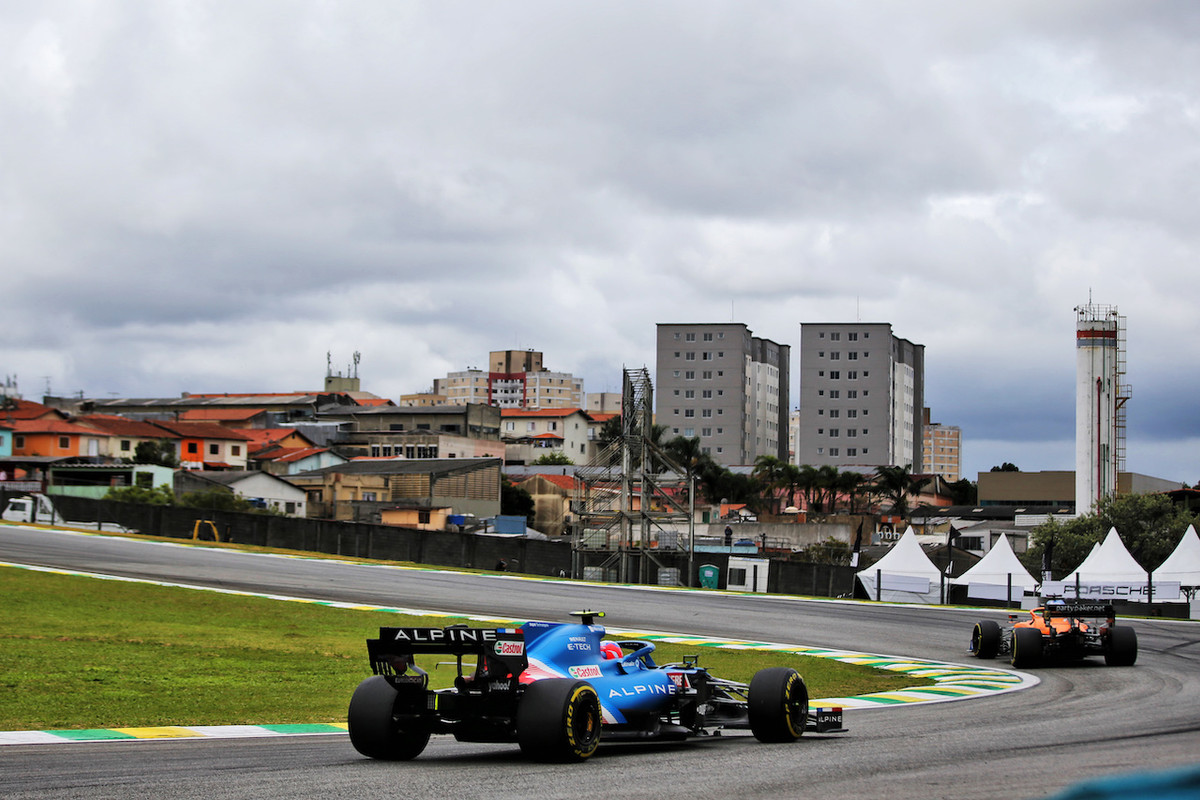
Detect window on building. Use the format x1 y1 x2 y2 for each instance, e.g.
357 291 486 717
685 409 695 418
847 448 857 457
830 352 840 360
831 332 840 341
703 332 713 341
830 371 840 379
848 352 857 360
232 445 241 456
848 332 858 341
830 448 839 456
187 442 198 454
685 371 695 379
830 410 839 418
830 429 839 437
702 409 712 418
830 390 839 398
685 390 695 398
848 409 857 418
847 371 857 379
686 333 695 341
209 444 219 456
58 436 70 450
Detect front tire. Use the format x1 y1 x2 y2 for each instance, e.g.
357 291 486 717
347 676 431 760
517 679 601 762
1104 626 1138 666
970 620 1001 659
748 667 808 743
1011 627 1043 669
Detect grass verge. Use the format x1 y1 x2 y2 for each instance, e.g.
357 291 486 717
1 567 927 730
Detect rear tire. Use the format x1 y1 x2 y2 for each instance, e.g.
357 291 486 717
1011 627 1043 669
1104 626 1138 666
517 679 601 762
748 667 808 743
970 620 1001 659
347 676 431 761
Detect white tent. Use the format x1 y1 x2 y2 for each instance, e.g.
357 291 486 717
857 527 944 604
952 533 1039 602
1153 525 1200 587
1061 527 1146 583
1153 526 1200 618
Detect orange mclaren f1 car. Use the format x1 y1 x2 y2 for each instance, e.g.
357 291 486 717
969 600 1137 668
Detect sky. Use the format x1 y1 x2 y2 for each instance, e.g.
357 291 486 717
2 2 1198 484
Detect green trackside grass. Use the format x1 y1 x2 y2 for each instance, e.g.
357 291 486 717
0 567 929 731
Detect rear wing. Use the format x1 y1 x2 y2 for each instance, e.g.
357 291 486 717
367 626 528 680
1043 602 1114 619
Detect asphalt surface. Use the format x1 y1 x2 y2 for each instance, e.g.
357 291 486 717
3 524 1199 799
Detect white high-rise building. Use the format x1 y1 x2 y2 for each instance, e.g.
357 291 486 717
1075 303 1128 512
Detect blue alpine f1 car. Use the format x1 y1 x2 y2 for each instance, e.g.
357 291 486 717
348 611 845 762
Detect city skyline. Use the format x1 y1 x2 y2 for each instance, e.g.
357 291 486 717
2 3 1197 485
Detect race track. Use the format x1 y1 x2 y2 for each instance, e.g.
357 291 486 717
2 525 1199 799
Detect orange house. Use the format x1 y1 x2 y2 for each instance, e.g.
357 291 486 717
10 419 107 458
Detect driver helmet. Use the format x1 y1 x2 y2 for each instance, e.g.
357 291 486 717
600 641 623 660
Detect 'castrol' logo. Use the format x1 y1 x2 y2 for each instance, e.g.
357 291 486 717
569 665 602 680
494 640 525 656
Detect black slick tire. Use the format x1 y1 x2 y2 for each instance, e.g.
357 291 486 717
347 676 431 760
970 620 1001 659
1011 627 1043 669
517 679 602 762
1104 626 1138 666
748 667 808 743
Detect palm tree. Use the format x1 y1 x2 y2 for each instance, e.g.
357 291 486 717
835 470 870 514
797 465 819 512
873 464 931 519
752 455 787 513
813 465 841 513
778 463 804 510
663 436 714 503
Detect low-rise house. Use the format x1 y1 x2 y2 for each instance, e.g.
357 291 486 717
179 408 273 429
319 403 504 460
148 421 251 470
253 446 347 476
179 469 307 516
289 457 502 522
380 505 452 531
501 408 590 465
10 419 108 459
76 415 181 461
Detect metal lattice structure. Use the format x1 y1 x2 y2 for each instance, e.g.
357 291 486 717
572 368 695 584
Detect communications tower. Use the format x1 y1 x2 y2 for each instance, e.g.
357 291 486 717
1075 303 1130 512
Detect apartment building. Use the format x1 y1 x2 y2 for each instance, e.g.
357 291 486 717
655 323 790 466
433 350 584 410
796 322 924 469
922 408 962 482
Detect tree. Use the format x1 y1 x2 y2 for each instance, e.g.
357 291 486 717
835 470 870 514
812 465 841 513
946 478 978 506
1025 492 1200 578
531 452 573 466
990 463 1020 472
178 488 258 512
663 436 715 504
751 455 788 513
873 464 931 519
105 484 175 506
500 480 535 525
134 439 178 467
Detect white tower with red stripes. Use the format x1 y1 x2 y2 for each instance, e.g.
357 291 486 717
1075 302 1129 512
